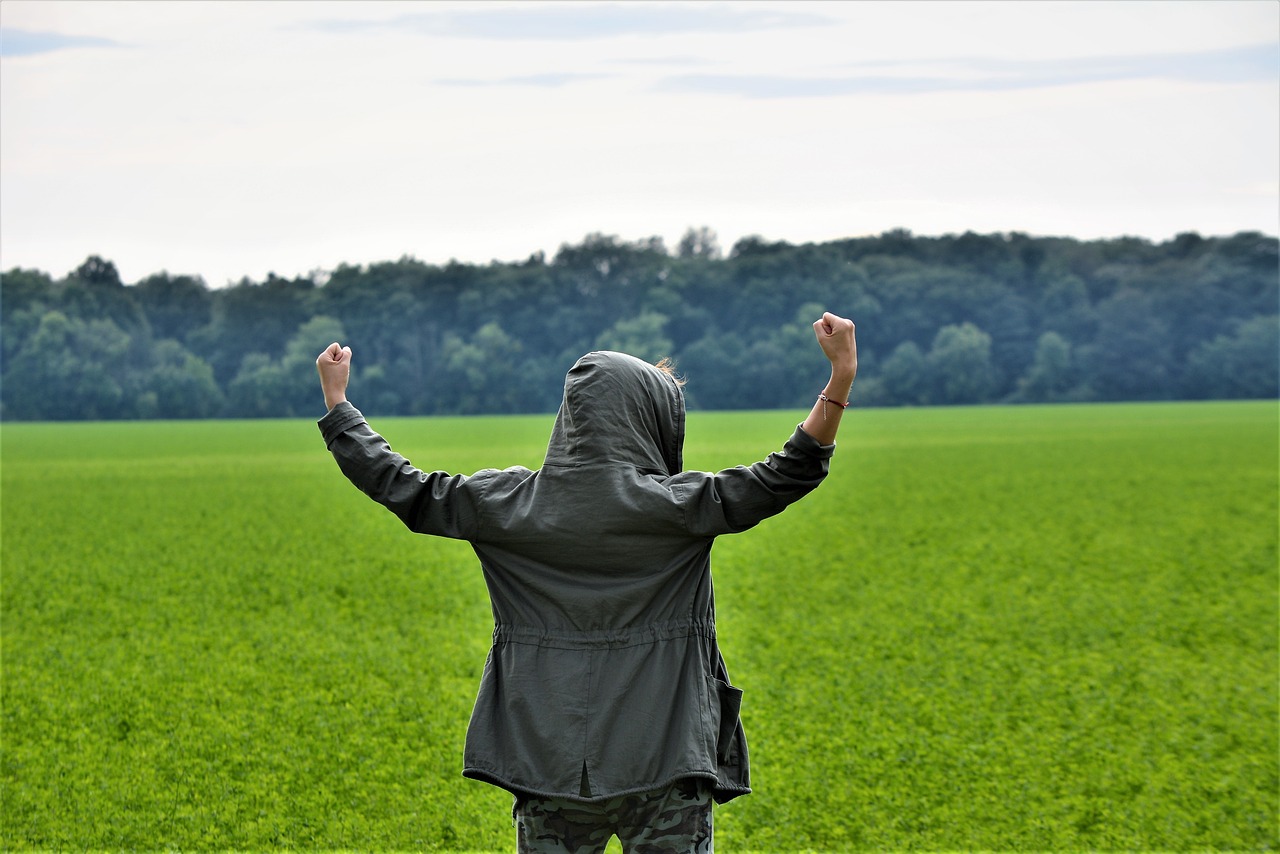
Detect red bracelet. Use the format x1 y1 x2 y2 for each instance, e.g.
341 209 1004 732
819 392 849 408
819 392 849 421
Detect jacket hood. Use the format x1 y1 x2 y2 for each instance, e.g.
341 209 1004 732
543 351 684 475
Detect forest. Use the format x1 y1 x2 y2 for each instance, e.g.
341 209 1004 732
0 227 1276 420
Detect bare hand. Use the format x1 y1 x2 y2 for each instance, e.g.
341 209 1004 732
316 342 352 410
812 312 857 383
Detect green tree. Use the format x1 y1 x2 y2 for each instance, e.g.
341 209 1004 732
1 268 55 369
749 304 832 408
676 226 722 260
0 267 53 315
942 230 1013 277
880 341 929 405
441 322 525 413
132 273 212 344
552 233 668 318
595 312 674 363
226 354 291 418
281 316 349 415
4 229 1279 419
224 316 347 417
927 323 998 404
1037 274 1097 343
3 311 135 419
284 316 347 366
353 363 403 416
1084 289 1173 400
860 257 941 353
1014 331 1079 402
145 340 225 418
1184 316 1279 399
188 274 316 386
678 333 749 410
62 255 149 338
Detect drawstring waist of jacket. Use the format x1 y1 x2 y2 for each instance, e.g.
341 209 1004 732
491 619 717 650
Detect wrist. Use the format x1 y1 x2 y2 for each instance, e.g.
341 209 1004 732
825 369 855 399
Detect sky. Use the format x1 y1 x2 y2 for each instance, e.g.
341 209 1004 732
1 0 1277 287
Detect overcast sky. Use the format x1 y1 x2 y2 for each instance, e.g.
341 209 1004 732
1 0 1277 286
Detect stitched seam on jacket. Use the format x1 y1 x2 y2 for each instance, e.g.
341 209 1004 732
491 619 716 650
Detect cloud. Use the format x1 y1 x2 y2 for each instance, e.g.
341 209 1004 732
0 28 120 58
436 72 616 88
949 42 1278 87
608 55 716 67
304 3 833 40
436 56 715 89
656 42 1280 98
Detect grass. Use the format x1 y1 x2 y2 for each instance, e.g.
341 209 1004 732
2 401 1277 851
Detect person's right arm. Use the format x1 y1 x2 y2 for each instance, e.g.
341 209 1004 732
800 312 858 446
671 424 833 536
672 311 857 536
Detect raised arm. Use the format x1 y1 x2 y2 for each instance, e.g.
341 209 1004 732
673 312 857 537
315 342 487 540
800 312 858 446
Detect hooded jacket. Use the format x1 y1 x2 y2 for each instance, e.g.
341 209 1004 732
318 351 833 804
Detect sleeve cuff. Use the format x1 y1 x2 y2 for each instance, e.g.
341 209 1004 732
793 423 836 458
318 400 366 447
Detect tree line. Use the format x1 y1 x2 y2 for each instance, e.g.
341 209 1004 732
1 227 1276 421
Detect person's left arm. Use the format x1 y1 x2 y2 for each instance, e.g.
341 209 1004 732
316 343 483 540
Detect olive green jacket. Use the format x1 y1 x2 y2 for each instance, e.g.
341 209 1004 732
318 351 833 803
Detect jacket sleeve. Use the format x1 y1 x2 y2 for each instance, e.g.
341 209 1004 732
670 424 834 537
318 401 483 540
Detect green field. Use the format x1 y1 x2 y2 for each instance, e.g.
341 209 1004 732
3 401 1277 851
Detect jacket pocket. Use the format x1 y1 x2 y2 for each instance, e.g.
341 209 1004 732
713 678 743 764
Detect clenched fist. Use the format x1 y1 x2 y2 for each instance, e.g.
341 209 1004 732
316 342 352 411
812 311 857 383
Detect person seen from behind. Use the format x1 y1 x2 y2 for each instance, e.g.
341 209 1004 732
315 312 858 853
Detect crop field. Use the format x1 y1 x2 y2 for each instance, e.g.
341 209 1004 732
2 401 1277 851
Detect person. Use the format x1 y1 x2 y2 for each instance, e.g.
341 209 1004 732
315 312 857 853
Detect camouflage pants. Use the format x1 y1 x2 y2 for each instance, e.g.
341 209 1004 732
515 778 713 854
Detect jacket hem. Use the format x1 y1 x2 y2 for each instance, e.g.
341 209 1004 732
463 767 749 805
